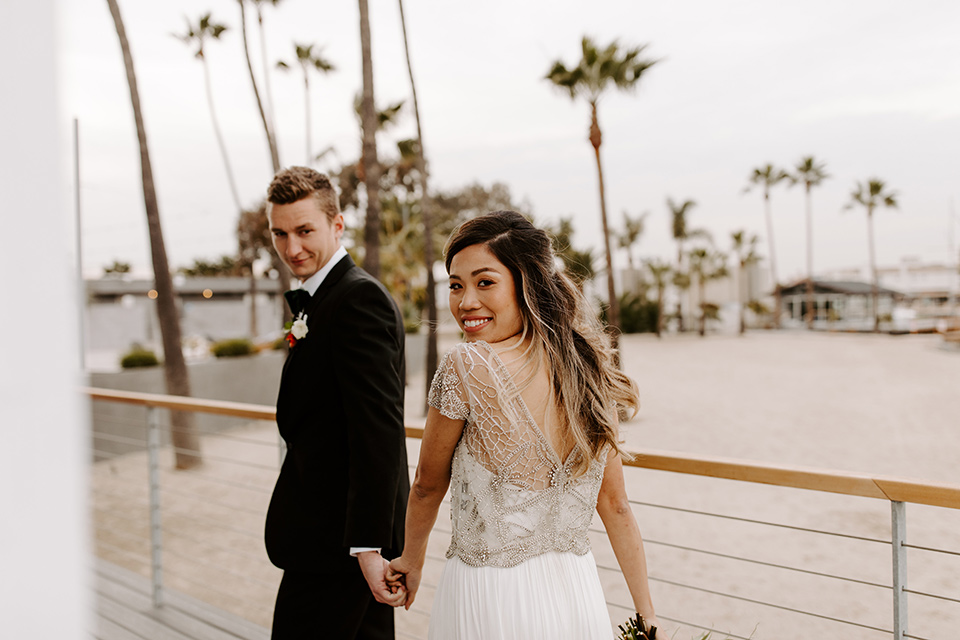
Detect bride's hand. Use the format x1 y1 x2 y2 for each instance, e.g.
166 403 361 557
387 556 422 610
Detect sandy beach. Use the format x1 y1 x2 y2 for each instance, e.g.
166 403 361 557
92 331 960 639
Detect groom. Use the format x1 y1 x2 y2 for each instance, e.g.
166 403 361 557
264 166 409 638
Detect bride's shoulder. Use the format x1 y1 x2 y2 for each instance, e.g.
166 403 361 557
441 342 499 378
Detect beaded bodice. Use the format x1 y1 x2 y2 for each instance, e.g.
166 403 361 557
428 342 605 568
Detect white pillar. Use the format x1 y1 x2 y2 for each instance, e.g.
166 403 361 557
0 2 90 637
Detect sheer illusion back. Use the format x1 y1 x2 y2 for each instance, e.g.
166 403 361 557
429 341 605 568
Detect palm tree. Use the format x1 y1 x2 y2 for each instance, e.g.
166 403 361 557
789 156 829 329
397 0 439 410
277 43 335 165
358 0 383 279
845 179 898 332
668 197 709 331
644 259 672 338
236 0 280 173
731 230 761 335
175 14 241 213
251 0 283 161
545 37 658 343
744 163 790 328
689 247 729 336
619 210 648 271
106 0 199 469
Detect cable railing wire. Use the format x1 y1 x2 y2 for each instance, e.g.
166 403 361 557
160 527 271 566
156 469 274 496
160 567 275 616
606 602 753 640
164 446 279 473
159 485 268 518
903 587 960 606
92 431 149 447
157 511 264 542
644 573 892 635
903 542 960 558
161 547 277 591
641 536 891 591
166 425 279 448
628 499 890 545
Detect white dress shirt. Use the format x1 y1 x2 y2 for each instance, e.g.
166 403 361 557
298 245 348 295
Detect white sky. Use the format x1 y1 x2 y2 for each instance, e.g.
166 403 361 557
58 0 960 281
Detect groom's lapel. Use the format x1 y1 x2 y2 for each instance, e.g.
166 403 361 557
304 253 354 316
281 254 355 379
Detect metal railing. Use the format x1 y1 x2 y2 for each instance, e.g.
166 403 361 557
87 388 960 639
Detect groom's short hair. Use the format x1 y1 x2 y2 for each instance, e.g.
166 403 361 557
267 166 340 221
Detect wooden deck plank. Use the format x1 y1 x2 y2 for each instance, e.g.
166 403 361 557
97 595 194 640
92 612 149 640
95 561 270 640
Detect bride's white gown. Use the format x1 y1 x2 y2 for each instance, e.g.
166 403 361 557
425 342 613 640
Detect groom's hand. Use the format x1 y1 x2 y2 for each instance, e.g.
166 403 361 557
357 551 406 607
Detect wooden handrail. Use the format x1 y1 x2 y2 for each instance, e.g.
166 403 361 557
83 387 275 421
85 388 960 511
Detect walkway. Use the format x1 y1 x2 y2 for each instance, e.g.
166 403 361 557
92 561 270 640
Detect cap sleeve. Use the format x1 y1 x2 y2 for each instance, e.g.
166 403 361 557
428 348 469 421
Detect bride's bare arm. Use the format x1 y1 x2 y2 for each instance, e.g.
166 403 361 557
388 406 465 609
596 451 662 633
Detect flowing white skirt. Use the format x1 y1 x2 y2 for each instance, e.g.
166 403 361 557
427 550 612 640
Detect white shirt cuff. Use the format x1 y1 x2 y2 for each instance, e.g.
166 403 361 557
350 547 381 557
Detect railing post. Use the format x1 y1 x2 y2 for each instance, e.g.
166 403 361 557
891 500 907 640
147 406 164 608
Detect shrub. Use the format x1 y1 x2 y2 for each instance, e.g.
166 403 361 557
603 292 660 334
120 347 159 369
272 335 288 350
211 338 256 358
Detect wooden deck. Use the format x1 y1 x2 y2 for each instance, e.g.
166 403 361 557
92 561 270 640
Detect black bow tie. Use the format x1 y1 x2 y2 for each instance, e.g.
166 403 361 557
284 289 312 315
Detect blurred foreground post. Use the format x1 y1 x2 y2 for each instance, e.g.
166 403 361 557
0 1 89 635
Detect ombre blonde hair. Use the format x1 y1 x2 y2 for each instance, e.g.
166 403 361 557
445 211 639 475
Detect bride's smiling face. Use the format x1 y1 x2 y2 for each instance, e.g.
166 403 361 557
448 243 524 344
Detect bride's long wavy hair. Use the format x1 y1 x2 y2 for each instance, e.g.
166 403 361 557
445 211 639 474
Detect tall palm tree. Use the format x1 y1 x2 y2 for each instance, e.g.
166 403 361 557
545 37 658 343
689 247 729 337
251 0 283 160
106 0 199 469
397 0 439 409
175 14 241 213
668 197 709 331
644 259 672 338
846 179 898 332
358 0 383 279
237 0 280 173
731 230 761 335
744 163 790 328
277 43 335 165
789 156 829 329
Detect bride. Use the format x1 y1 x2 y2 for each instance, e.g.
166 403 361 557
388 211 662 639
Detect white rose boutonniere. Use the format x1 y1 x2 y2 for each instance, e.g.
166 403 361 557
284 312 309 347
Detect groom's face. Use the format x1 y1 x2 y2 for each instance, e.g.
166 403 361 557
268 196 344 281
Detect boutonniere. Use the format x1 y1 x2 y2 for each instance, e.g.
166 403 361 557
283 312 309 347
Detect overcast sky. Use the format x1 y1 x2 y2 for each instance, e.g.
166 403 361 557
59 0 960 281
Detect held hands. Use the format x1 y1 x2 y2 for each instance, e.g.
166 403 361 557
356 551 407 608
386 556 422 610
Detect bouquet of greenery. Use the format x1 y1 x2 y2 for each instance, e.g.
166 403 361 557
617 613 657 639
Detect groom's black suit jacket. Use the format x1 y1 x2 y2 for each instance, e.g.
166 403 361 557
265 254 408 574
